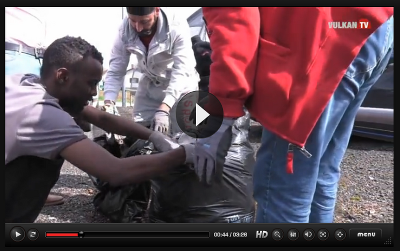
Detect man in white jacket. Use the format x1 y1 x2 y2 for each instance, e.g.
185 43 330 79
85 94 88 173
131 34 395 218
103 7 198 136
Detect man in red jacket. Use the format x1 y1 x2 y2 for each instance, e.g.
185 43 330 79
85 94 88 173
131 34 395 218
195 7 393 223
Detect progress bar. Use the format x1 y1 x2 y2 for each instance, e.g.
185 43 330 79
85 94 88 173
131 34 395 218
45 231 209 238
83 231 209 238
46 232 79 237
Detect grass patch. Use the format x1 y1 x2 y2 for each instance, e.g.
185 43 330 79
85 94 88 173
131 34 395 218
96 90 134 103
350 195 362 201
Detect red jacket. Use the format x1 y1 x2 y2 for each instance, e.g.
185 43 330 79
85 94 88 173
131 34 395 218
203 7 393 148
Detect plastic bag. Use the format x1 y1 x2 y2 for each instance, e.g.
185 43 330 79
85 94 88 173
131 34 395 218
90 135 152 223
147 111 256 223
90 113 256 223
89 36 256 223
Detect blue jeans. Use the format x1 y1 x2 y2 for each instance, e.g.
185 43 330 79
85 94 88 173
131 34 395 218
253 17 394 223
5 50 41 76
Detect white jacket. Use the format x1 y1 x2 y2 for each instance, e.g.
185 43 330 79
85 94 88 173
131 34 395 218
104 9 199 108
5 7 47 48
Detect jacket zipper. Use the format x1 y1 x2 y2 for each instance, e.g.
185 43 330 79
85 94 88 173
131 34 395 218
286 143 312 174
144 39 169 81
146 43 158 60
145 45 157 80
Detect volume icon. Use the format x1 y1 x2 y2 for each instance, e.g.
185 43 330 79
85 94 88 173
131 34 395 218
303 229 315 241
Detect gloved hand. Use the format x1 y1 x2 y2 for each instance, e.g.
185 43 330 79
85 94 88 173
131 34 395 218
151 110 170 135
194 117 235 184
181 144 195 165
101 103 126 145
102 102 117 115
149 131 180 152
149 131 195 165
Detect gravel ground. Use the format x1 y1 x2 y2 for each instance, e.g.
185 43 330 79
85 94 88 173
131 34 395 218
35 107 394 223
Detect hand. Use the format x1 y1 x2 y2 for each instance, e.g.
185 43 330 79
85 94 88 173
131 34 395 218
101 102 125 145
180 144 195 165
102 101 116 115
151 110 170 135
149 132 195 164
194 118 235 184
149 131 180 152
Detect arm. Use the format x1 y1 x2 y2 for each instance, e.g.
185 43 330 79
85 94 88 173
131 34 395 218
103 20 131 104
61 139 186 186
79 105 152 140
162 19 198 110
17 103 187 187
79 105 182 153
202 7 260 118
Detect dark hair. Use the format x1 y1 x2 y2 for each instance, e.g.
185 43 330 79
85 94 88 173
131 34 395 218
40 36 103 79
126 7 155 16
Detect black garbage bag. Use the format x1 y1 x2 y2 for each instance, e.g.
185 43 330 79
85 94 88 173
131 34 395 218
147 111 256 223
90 135 152 223
90 112 256 223
89 36 256 223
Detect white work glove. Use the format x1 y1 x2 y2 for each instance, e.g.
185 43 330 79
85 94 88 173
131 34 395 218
182 144 195 165
194 117 235 184
151 110 170 135
102 102 117 115
149 131 195 164
149 131 179 152
101 102 126 145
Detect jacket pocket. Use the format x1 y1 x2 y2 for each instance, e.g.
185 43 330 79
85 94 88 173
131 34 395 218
257 37 292 77
254 38 293 117
258 37 291 59
146 83 167 102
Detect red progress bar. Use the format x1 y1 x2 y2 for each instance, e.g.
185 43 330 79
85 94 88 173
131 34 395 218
46 232 79 237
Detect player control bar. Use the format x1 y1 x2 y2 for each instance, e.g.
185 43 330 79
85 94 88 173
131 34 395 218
46 231 209 238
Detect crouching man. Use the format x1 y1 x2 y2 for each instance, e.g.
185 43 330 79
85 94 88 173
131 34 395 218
5 36 194 223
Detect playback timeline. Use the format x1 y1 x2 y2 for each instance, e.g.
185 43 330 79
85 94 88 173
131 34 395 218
6 223 393 247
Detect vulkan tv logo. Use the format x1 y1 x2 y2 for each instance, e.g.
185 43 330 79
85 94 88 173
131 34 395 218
359 19 371 29
328 19 371 29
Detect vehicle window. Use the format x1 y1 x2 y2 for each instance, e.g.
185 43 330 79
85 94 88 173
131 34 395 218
187 9 204 28
187 9 209 42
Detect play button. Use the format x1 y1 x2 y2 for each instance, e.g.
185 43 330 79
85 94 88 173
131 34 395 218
10 227 25 242
195 104 209 126
175 91 224 138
